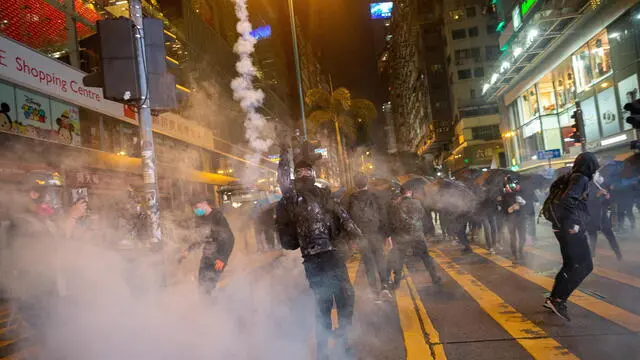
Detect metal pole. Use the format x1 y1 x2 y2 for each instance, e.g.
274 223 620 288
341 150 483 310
287 0 307 139
575 101 587 153
129 0 162 248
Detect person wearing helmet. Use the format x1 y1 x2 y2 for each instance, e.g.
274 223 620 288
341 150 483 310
499 175 527 263
4 170 87 355
275 144 362 360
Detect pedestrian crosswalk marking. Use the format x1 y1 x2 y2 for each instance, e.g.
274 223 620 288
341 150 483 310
527 247 640 290
395 269 440 360
472 246 640 332
432 249 579 360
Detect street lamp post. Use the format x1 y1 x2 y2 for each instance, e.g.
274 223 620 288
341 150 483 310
287 0 308 139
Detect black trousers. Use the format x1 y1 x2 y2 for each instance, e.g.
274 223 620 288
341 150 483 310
390 236 439 283
550 231 594 301
505 213 526 259
359 233 388 292
587 228 621 258
198 257 224 295
303 251 355 354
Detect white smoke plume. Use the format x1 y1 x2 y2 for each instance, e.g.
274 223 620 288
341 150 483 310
230 0 274 167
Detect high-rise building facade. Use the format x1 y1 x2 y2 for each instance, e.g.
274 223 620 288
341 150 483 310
442 0 506 171
483 0 640 172
387 0 454 164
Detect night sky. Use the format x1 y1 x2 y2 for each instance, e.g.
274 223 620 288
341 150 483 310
296 0 388 148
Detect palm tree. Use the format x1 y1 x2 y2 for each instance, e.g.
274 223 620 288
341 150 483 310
304 87 377 185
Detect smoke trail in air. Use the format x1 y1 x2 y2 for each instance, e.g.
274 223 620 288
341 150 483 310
230 0 273 166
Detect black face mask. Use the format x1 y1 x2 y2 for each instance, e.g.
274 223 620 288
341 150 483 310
295 176 316 191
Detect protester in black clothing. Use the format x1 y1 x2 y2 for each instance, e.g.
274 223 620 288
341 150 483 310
499 175 527 263
347 173 392 300
6 171 87 356
586 180 622 261
275 144 361 360
181 194 235 295
544 152 599 321
389 186 442 287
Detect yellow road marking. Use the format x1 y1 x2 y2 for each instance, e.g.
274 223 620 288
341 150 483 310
432 249 578 360
396 270 436 360
527 247 640 289
399 268 447 360
331 254 360 330
472 246 640 332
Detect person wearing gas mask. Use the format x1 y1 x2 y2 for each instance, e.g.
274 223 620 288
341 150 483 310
499 175 527 263
544 152 599 322
4 171 86 355
275 143 362 360
586 172 622 261
180 194 235 295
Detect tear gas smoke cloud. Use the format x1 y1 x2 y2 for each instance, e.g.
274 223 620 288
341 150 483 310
0 141 314 360
230 0 274 170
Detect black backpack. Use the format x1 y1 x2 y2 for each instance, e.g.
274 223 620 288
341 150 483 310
348 191 380 231
540 174 570 227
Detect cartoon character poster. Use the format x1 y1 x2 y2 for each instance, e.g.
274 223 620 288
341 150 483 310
51 100 81 146
0 82 17 133
15 88 52 140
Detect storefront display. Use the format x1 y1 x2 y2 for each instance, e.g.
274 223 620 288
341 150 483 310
618 73 638 130
573 44 593 93
581 96 599 142
596 87 620 137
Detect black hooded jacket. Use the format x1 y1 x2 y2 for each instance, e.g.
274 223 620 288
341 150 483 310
187 209 235 263
557 152 599 231
276 147 361 258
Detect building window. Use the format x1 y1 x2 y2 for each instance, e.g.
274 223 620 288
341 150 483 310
469 27 479 37
471 47 481 61
588 30 612 81
452 29 466 40
474 67 484 77
552 58 576 112
572 44 592 92
454 49 467 61
521 85 539 120
537 72 557 115
470 89 476 99
485 45 501 61
458 69 472 80
466 6 477 18
471 125 500 140
449 9 464 21
486 24 498 34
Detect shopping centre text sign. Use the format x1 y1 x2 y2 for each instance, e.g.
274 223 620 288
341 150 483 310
0 34 132 123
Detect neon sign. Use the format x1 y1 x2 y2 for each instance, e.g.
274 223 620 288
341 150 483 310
520 0 538 17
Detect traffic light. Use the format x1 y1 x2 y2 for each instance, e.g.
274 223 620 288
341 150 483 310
82 17 176 110
82 18 141 102
624 100 640 129
569 109 583 143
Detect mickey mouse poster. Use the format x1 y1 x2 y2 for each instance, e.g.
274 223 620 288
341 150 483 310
51 100 81 146
0 102 13 132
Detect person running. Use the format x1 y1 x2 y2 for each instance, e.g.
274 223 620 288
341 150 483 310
181 194 235 295
544 152 599 321
346 173 392 300
586 176 622 261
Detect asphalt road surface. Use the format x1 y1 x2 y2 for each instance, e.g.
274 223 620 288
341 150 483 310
3 225 640 359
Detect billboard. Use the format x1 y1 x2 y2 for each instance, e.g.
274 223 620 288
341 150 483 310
370 2 393 19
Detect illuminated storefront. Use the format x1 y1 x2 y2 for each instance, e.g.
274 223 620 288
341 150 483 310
485 0 640 171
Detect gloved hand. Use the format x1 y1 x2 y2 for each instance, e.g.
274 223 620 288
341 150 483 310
214 259 225 271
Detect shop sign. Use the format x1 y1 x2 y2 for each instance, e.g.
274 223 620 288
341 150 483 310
0 34 135 124
67 169 140 190
520 0 538 17
0 82 82 146
152 112 214 151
